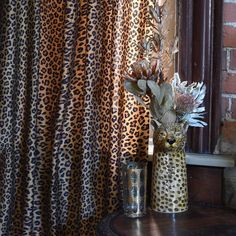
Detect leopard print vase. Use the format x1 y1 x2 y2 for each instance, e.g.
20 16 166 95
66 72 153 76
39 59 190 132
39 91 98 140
151 123 188 213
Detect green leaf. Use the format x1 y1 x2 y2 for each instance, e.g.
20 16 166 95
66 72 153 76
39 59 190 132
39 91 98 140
137 79 147 94
147 80 160 101
160 110 176 124
134 95 146 107
124 80 145 96
161 93 173 111
158 88 164 105
161 83 173 95
149 96 162 120
159 83 173 107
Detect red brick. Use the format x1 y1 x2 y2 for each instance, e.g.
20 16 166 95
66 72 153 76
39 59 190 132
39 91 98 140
232 98 236 119
222 73 236 93
221 97 229 118
230 49 236 70
224 3 236 22
224 26 236 47
222 50 227 71
221 121 236 143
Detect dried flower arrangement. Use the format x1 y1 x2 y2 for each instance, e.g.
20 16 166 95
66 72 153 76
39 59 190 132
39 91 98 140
124 1 207 129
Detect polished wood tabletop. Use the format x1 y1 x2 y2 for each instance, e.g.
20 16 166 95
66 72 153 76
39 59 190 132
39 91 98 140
97 205 236 236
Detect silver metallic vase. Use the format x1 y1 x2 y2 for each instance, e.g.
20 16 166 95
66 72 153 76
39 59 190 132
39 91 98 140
121 161 147 218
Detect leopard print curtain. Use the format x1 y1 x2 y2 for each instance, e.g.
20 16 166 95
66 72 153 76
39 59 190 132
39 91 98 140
0 0 150 235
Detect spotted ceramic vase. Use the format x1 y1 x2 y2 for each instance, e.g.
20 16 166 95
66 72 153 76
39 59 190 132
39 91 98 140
151 123 188 213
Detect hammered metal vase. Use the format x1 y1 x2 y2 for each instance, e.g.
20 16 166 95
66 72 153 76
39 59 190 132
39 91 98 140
121 161 147 217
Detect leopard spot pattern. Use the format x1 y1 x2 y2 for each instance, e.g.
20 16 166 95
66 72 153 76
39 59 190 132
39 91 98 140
151 123 188 213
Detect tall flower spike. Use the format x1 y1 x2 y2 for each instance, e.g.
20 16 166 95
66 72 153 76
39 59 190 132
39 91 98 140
124 2 207 128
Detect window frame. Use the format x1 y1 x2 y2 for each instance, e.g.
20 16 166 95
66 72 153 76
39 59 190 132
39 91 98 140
177 0 223 153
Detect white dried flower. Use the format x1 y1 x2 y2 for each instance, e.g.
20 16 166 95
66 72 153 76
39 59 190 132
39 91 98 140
172 73 207 127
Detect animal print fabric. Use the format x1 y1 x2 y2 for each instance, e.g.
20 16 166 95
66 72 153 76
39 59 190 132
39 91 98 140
0 0 150 235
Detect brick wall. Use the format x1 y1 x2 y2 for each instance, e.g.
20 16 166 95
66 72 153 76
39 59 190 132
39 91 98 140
221 0 236 153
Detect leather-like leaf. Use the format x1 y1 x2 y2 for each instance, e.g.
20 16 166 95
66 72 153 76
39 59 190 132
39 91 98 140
160 110 176 124
150 96 162 120
134 95 146 107
159 83 172 104
162 93 173 111
147 80 160 100
124 80 145 96
137 79 147 94
161 83 172 94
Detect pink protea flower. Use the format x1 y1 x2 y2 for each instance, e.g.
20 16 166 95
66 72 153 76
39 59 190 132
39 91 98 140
172 73 207 127
124 59 159 82
175 93 196 114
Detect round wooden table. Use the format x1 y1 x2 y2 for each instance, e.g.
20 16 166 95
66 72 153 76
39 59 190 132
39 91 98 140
97 205 236 236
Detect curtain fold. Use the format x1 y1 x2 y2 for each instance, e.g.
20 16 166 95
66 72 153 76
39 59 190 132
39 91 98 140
0 0 150 235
